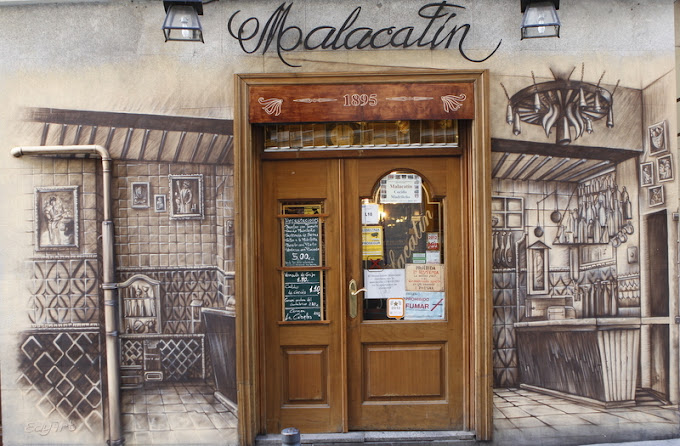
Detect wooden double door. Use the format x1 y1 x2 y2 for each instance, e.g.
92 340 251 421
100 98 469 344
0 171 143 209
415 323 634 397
261 156 466 433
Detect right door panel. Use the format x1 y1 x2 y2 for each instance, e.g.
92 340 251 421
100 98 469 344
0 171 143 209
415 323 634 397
344 157 466 431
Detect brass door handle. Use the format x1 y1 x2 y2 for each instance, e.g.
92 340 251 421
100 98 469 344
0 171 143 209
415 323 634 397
348 279 366 319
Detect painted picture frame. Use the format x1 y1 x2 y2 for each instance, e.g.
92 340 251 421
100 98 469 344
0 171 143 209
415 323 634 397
640 162 654 187
649 185 664 207
35 185 79 251
648 120 668 156
131 182 150 209
657 154 674 183
169 174 204 220
154 194 167 212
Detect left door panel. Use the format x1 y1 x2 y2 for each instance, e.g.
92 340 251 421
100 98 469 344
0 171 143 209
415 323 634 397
261 159 345 433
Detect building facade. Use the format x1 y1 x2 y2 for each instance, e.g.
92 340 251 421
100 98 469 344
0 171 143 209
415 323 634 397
0 1 678 445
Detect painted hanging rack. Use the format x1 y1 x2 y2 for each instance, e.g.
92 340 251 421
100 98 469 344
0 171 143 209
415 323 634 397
501 64 620 145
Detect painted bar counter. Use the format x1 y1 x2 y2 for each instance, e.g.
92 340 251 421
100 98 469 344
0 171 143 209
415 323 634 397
203 308 238 413
515 318 640 407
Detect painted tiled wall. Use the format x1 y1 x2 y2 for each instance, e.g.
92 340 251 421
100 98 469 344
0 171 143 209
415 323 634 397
113 163 221 269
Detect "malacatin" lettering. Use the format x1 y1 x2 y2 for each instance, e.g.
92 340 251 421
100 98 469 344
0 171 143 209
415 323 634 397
228 1 502 67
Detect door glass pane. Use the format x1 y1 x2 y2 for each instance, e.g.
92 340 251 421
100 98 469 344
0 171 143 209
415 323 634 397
361 172 444 321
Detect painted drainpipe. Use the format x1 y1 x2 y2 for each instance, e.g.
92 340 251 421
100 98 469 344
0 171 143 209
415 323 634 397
11 145 123 446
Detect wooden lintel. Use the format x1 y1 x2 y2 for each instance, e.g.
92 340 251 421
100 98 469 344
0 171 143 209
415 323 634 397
249 82 475 123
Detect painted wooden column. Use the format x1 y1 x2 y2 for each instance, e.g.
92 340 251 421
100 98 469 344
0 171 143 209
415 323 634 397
597 328 640 402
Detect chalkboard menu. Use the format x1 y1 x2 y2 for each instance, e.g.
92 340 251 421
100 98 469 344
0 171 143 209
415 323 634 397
283 217 320 266
283 270 322 321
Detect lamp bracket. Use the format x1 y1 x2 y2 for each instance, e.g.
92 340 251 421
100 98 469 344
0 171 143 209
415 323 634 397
163 0 203 15
521 0 559 12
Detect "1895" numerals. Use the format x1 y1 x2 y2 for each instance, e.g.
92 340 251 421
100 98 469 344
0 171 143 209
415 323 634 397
343 93 378 107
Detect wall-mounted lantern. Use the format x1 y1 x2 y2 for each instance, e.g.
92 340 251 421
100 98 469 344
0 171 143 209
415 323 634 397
521 0 560 39
162 0 204 43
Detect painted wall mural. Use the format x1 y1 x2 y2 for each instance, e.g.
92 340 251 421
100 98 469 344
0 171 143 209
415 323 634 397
491 65 679 445
5 84 680 445
0 1 678 444
7 110 238 445
4 79 680 445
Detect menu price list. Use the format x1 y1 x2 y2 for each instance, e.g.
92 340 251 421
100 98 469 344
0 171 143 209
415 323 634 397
283 217 321 267
283 270 322 321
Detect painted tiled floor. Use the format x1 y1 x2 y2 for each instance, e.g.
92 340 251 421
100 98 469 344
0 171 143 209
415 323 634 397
121 381 238 445
493 388 680 446
121 383 678 445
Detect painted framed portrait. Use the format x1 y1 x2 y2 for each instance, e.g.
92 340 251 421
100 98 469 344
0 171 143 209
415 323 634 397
639 162 654 187
169 174 204 220
648 120 668 156
35 186 79 251
649 185 664 207
131 182 150 209
657 154 674 183
154 194 167 212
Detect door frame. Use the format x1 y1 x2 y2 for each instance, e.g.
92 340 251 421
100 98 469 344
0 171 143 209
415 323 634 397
234 71 493 445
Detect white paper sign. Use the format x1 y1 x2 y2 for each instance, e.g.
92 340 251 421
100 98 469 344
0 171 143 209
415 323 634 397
362 203 380 225
426 251 440 264
404 292 445 320
380 174 422 204
387 298 405 319
364 269 406 299
405 263 445 292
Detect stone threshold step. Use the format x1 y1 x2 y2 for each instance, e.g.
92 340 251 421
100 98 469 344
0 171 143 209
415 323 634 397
256 431 476 444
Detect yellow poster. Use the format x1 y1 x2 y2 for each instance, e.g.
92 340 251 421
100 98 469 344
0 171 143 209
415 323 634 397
362 226 384 260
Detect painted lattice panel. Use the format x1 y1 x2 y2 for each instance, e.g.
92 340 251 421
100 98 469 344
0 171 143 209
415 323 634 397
159 337 204 381
120 338 144 367
27 258 100 326
16 331 103 433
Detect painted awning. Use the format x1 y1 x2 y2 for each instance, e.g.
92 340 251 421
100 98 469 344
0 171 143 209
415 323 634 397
24 108 234 165
491 138 642 182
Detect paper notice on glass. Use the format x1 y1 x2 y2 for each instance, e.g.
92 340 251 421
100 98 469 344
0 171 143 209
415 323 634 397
364 269 405 299
427 232 439 250
405 263 444 292
387 298 405 319
412 252 426 263
426 250 440 264
362 203 380 225
362 226 383 260
404 291 445 320
380 174 422 204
